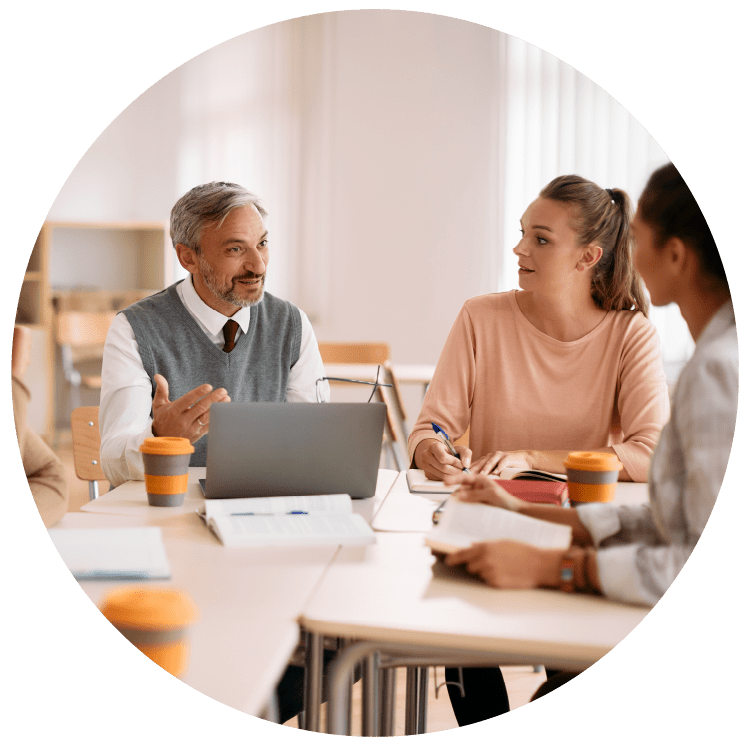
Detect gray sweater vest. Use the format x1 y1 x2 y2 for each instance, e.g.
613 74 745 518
122 282 302 466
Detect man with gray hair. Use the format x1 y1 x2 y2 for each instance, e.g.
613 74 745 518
99 181 329 487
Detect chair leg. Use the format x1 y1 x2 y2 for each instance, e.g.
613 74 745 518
88 480 100 501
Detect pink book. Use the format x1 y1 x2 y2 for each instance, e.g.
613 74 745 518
493 479 568 507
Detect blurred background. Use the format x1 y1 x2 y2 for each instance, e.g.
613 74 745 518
16 9 689 474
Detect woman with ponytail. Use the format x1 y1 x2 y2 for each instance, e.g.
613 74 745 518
410 175 669 485
408 175 670 727
441 163 736 720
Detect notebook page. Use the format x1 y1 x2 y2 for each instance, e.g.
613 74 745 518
203 494 352 520
49 527 171 579
210 513 375 547
428 500 572 551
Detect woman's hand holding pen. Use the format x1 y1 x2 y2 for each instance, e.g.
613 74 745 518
414 439 472 482
444 473 526 512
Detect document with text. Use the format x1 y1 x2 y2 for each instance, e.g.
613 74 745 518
425 499 572 554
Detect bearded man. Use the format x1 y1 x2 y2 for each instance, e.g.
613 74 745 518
99 181 329 487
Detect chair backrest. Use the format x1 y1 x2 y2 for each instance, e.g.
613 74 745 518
318 342 411 470
70 407 106 484
381 361 409 428
318 341 391 365
56 311 117 352
374 384 409 472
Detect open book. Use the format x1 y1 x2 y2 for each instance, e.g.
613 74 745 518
406 468 567 495
425 499 572 555
198 494 376 548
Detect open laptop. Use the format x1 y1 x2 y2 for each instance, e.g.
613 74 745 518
201 402 387 499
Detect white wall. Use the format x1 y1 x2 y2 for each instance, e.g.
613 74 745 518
45 10 680 425
47 12 500 371
305 12 500 364
49 72 181 223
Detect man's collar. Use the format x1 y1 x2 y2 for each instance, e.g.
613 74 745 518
181 276 251 335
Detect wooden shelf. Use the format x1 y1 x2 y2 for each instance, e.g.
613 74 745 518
17 220 171 439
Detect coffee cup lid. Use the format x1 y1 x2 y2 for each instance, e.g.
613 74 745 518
139 437 195 456
564 451 623 471
100 587 198 630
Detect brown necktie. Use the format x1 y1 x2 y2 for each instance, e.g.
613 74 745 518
222 319 240 353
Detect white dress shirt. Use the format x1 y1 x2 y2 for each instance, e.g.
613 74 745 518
99 277 329 487
577 300 738 606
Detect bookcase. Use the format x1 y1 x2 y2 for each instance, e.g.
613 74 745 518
16 221 172 439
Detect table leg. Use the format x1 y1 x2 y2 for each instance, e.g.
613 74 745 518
326 638 353 735
404 667 419 735
258 696 279 724
361 652 380 737
326 639 589 735
379 667 396 737
417 666 429 734
303 630 323 731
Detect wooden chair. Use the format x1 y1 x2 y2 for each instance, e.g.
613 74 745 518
318 342 409 471
70 406 107 500
318 341 391 366
55 310 117 412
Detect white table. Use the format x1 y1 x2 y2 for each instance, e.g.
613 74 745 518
301 531 650 734
300 474 652 734
60 467 399 718
82 467 397 527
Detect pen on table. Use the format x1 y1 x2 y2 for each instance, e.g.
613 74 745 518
431 423 470 473
231 511 309 516
432 498 449 525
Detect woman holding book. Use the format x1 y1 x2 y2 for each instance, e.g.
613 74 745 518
408 173 670 725
409 175 669 485
445 163 736 711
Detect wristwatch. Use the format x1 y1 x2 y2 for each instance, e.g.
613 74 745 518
560 557 575 593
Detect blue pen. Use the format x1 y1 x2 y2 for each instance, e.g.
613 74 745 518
431 423 470 473
231 511 309 516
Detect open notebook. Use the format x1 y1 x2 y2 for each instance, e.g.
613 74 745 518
197 494 376 548
406 468 567 494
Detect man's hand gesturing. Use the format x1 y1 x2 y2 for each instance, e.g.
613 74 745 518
151 373 231 443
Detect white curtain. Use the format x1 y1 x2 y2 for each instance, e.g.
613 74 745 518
168 20 304 303
497 35 694 378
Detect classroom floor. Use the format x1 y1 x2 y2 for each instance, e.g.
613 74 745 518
53 430 547 735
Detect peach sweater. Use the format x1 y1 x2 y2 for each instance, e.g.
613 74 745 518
409 292 670 482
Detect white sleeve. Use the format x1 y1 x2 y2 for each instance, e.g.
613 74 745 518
286 309 329 403
99 313 154 486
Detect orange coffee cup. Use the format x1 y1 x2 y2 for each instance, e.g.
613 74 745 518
100 587 198 677
564 451 623 504
139 437 194 507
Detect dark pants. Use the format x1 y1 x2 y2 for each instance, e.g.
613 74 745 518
444 666 565 726
444 667 509 726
